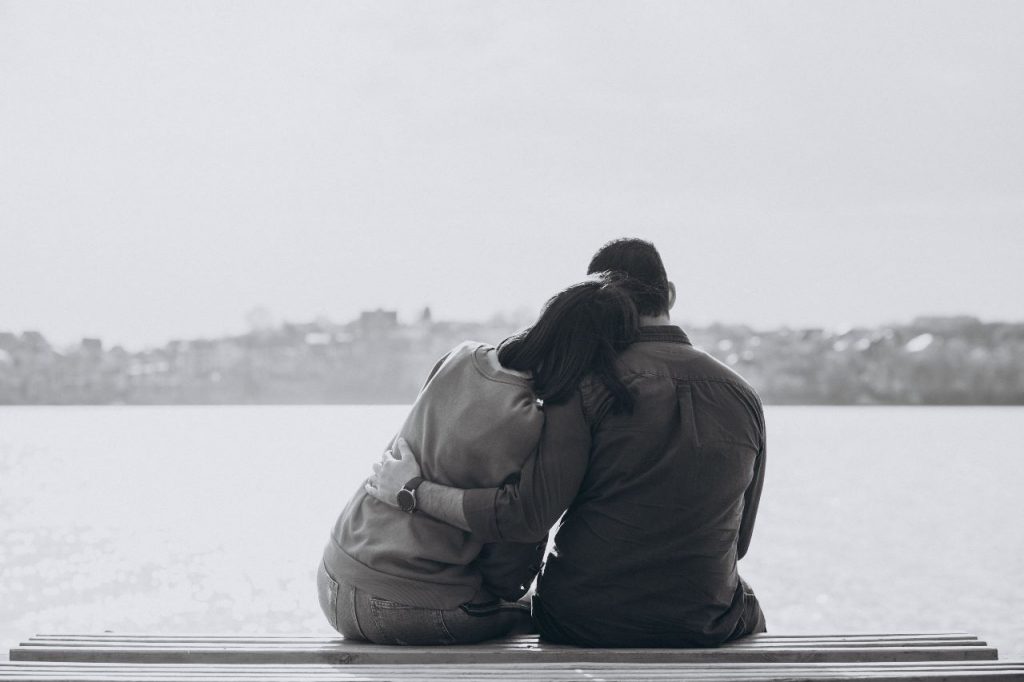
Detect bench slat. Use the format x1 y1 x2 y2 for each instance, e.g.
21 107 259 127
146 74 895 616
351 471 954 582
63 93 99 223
9 644 999 665
27 633 979 642
16 639 990 651
2 661 1024 681
22 635 984 647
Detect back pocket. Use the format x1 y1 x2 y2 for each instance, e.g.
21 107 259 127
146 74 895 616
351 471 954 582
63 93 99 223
316 560 340 631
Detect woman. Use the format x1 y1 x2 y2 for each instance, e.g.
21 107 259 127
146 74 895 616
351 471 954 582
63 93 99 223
317 273 638 645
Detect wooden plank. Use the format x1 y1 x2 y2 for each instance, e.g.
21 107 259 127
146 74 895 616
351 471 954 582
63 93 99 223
28 632 980 639
11 642 993 658
4 661 1021 670
15 639 990 652
1 661 1024 681
10 633 999 665
26 633 980 642
22 634 985 647
8 644 1000 665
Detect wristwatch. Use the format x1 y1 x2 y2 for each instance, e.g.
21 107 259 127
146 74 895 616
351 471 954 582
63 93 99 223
396 477 425 513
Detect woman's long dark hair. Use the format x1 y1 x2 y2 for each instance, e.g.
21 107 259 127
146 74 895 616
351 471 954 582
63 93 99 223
497 272 639 413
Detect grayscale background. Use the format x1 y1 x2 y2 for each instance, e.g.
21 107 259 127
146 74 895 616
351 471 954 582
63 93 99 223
1 0 1022 661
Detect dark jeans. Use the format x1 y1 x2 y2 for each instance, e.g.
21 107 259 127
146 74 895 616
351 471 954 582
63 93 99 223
317 560 532 645
727 577 767 641
534 576 766 647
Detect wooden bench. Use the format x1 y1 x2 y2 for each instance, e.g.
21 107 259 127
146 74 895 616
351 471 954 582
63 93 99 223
3 660 1024 681
3 632 1022 681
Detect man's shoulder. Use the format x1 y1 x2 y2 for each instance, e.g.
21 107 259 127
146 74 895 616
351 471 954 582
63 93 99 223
579 341 763 429
618 339 761 399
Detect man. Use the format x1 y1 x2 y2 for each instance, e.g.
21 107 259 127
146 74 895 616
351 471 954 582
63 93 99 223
367 238 766 647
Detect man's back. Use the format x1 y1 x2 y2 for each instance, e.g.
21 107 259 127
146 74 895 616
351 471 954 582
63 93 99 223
533 325 766 647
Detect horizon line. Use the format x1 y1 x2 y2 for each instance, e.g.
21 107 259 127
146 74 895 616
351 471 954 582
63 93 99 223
3 311 1019 354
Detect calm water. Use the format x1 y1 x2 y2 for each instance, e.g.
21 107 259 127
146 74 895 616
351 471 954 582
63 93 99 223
1 406 1022 660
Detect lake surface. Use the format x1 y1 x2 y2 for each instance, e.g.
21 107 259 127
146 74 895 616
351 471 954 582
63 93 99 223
1 405 1022 660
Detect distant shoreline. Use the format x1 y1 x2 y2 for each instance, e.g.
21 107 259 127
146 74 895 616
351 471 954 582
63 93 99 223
3 314 1023 406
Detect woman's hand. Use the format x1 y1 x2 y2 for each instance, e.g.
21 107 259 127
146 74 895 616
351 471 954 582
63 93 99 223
365 437 422 508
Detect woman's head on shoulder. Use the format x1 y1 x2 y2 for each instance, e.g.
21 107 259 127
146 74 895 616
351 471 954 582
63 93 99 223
497 271 639 412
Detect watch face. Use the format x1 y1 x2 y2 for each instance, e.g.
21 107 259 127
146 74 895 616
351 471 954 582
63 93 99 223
396 489 415 512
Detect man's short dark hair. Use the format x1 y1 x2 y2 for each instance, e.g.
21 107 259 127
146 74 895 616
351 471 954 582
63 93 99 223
587 238 670 317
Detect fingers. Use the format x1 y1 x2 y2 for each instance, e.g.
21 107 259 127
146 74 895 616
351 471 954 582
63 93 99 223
366 438 420 508
364 472 382 499
394 437 413 460
364 480 377 496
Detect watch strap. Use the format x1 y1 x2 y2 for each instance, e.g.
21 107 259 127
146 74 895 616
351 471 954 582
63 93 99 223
397 476 425 513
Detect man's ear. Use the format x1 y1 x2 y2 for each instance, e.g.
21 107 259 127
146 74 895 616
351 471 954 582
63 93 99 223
667 282 677 311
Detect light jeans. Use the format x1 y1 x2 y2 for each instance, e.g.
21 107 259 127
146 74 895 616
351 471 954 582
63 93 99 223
317 560 532 645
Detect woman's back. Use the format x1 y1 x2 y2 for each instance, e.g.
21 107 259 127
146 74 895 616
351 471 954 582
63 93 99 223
318 273 640 644
325 341 544 609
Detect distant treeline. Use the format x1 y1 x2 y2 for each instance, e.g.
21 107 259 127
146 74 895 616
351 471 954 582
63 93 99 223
1 312 1022 405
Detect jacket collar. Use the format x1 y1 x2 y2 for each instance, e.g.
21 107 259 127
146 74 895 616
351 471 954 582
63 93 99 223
636 325 692 346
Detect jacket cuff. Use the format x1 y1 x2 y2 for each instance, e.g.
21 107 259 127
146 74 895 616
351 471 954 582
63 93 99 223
462 488 502 541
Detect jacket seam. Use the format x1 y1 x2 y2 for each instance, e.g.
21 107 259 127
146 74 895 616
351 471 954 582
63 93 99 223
619 371 759 397
697 438 760 452
471 346 533 388
635 336 692 344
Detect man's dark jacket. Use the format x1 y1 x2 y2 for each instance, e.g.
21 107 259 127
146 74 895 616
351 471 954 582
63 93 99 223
462 326 766 647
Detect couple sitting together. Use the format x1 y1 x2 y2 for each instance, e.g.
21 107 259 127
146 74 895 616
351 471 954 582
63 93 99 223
317 238 767 648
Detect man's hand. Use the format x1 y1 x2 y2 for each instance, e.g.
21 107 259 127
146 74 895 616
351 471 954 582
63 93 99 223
365 437 422 509
366 437 471 530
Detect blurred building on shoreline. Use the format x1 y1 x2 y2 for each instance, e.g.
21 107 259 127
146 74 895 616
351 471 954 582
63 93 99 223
1 313 1021 405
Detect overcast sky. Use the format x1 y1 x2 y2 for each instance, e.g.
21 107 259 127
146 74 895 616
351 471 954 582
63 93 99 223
2 1 1022 349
